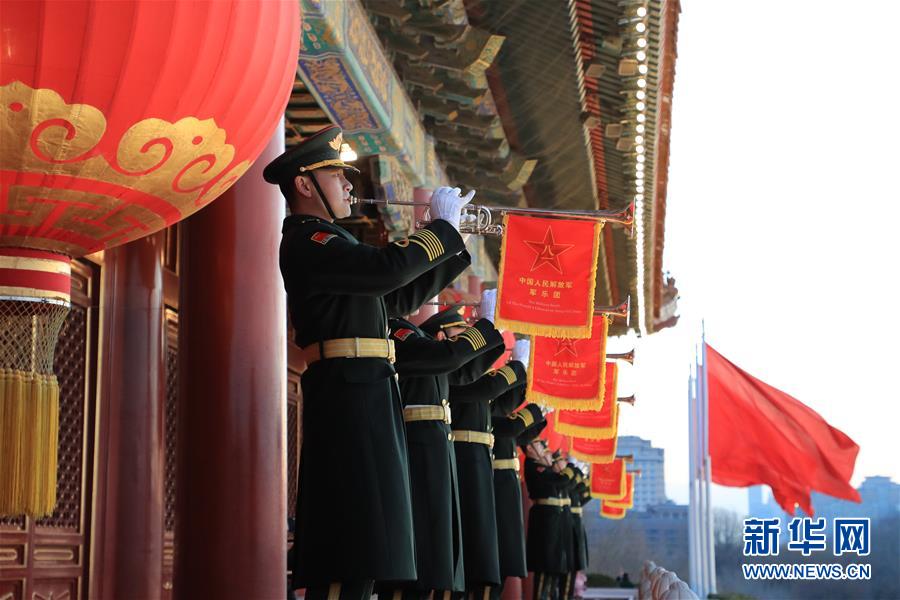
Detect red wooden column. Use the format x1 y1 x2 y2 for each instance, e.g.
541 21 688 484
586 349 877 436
92 233 166 599
175 130 287 598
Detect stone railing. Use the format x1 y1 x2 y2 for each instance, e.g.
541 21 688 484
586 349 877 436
638 561 698 600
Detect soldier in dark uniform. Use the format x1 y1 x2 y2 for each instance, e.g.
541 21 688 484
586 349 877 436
445 298 529 600
265 125 477 599
560 468 592 600
489 363 547 599
558 465 590 600
380 301 506 600
523 443 578 600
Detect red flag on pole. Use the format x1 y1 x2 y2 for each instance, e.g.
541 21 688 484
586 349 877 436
591 458 627 499
495 214 602 338
706 343 861 515
526 315 609 409
554 363 619 437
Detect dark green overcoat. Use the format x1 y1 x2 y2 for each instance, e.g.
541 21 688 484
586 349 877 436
281 216 468 587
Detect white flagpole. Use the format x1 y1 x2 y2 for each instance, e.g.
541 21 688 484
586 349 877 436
688 367 701 596
696 352 709 598
702 324 718 594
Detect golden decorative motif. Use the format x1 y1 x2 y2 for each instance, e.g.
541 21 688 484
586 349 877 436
1 81 248 257
329 133 343 151
33 548 75 562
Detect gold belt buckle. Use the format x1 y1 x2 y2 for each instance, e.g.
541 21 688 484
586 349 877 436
443 403 452 424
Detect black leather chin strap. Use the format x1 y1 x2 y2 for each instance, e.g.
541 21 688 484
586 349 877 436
308 170 337 221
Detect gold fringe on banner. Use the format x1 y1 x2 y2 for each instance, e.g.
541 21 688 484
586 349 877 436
606 473 635 509
600 505 627 520
570 437 618 466
495 215 603 339
554 405 619 439
590 464 627 500
0 369 59 518
525 317 609 411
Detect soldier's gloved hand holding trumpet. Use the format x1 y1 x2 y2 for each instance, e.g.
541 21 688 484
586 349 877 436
479 288 497 324
511 338 530 370
429 186 476 231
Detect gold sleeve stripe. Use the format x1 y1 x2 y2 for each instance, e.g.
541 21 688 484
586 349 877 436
563 467 575 479
458 331 484 351
410 229 437 260
458 333 480 351
498 366 517 385
466 327 487 349
517 409 535 428
410 230 440 261
407 237 435 261
417 229 445 256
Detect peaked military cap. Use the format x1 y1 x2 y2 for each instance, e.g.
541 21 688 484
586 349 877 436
419 308 468 337
263 124 359 184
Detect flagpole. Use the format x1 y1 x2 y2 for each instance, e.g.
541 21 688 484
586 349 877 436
702 322 718 595
696 349 709 598
687 367 700 596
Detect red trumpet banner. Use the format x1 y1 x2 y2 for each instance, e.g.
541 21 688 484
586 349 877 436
554 363 619 437
526 315 609 410
600 502 627 520
570 432 618 464
590 458 627 499
606 472 635 509
495 214 602 338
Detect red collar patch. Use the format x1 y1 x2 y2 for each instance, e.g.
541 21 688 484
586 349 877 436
393 328 415 341
310 231 337 245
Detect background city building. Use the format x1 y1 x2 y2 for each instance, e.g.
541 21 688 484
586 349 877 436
616 436 668 511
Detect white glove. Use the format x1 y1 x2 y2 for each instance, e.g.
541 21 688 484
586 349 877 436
430 186 476 231
512 338 531 367
479 288 497 324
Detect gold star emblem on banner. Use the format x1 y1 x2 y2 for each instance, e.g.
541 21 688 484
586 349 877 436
554 338 579 357
523 226 574 274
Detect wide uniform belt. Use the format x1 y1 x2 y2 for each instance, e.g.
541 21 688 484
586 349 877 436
533 497 572 507
302 338 395 365
404 403 452 425
571 507 583 515
492 458 520 472
452 430 494 448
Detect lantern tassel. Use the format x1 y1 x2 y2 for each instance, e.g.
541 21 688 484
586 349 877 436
0 369 59 518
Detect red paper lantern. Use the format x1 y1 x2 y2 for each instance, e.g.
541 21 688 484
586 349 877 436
0 0 300 517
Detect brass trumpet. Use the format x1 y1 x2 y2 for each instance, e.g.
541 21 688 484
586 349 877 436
596 297 630 323
350 196 635 237
424 296 631 325
608 349 635 364
617 395 636 405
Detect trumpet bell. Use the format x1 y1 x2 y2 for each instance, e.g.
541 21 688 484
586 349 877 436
608 349 636 364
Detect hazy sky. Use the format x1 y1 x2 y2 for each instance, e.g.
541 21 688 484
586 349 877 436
609 0 900 514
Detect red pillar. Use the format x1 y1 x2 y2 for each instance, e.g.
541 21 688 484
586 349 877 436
92 233 166 599
174 130 287 598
